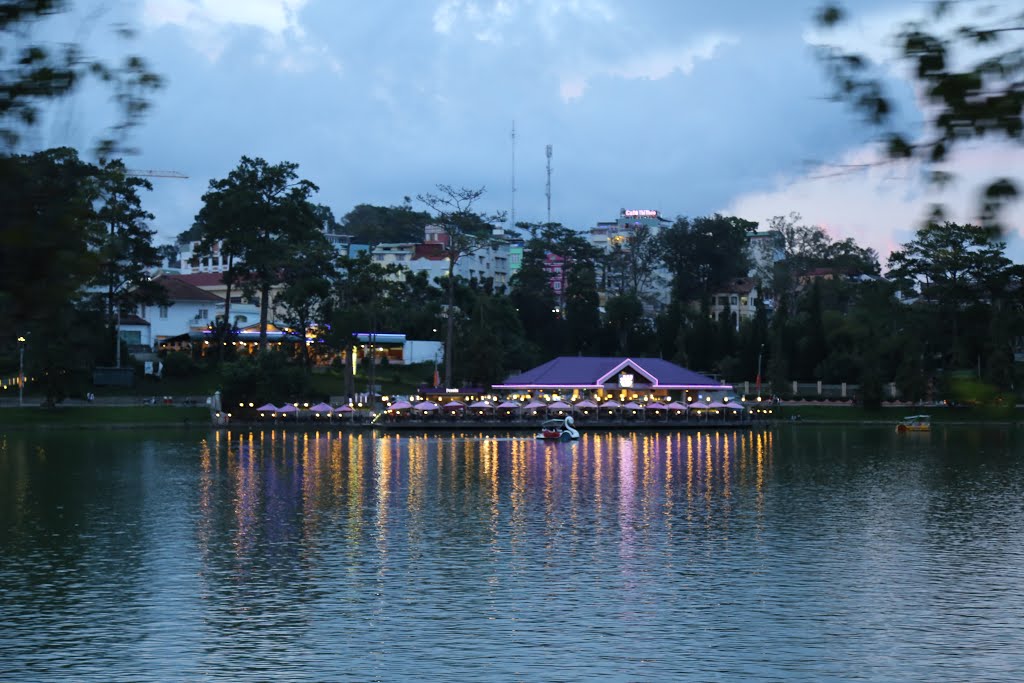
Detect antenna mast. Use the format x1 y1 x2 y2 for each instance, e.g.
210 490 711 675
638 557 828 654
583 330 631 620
545 144 553 224
510 121 516 230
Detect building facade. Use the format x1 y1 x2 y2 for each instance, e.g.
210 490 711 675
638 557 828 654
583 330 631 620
494 356 731 403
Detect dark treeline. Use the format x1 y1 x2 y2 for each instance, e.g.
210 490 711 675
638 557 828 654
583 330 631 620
4 148 1024 408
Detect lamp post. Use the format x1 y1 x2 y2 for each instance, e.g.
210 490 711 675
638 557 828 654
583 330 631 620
756 343 764 399
17 335 26 407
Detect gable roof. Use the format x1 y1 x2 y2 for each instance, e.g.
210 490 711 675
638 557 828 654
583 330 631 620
153 275 223 302
119 314 150 326
167 272 226 288
495 357 725 389
713 277 758 295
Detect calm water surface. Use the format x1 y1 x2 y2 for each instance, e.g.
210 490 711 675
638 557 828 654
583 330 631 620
2 426 1024 681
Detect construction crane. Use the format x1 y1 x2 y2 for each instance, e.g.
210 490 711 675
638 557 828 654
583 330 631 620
125 169 188 179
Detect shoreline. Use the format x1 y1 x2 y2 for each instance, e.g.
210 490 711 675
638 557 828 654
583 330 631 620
1 403 1019 431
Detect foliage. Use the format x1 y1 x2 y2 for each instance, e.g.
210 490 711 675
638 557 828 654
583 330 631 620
0 0 162 155
340 199 432 245
324 253 420 400
220 352 310 407
601 223 665 304
0 148 101 329
275 236 336 368
766 213 880 300
416 185 505 386
93 159 165 323
192 156 326 350
887 221 1010 301
815 1 1023 232
0 148 112 404
661 214 757 300
161 350 199 378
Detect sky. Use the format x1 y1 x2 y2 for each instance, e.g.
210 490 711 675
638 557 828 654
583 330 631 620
29 0 1024 263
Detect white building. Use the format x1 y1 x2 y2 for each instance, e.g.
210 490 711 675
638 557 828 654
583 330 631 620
133 275 226 347
709 277 762 331
371 225 513 288
587 209 672 311
175 239 235 274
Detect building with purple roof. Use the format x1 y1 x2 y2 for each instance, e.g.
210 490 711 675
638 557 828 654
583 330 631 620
494 356 730 403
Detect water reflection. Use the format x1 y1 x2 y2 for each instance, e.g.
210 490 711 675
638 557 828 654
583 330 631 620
3 426 1024 680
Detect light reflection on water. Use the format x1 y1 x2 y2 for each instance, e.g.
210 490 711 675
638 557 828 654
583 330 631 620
2 427 1024 681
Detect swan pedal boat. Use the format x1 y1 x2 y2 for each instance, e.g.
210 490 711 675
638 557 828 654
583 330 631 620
538 416 580 441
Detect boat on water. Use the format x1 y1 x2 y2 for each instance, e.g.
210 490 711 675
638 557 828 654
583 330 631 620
538 416 580 441
897 415 931 432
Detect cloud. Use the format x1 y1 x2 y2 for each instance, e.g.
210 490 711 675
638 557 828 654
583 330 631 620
723 142 1024 264
432 0 614 42
142 0 308 35
140 0 330 68
558 33 736 102
432 0 516 41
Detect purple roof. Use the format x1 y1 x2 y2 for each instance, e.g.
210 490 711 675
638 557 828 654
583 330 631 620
495 357 726 390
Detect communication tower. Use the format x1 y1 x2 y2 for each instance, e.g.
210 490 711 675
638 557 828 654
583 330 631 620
545 144 553 224
510 121 516 230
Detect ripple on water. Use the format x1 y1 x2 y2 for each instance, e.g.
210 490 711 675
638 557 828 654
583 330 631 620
1 426 1024 681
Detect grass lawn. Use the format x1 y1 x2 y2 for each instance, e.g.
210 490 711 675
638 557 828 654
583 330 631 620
0 406 210 427
92 374 222 397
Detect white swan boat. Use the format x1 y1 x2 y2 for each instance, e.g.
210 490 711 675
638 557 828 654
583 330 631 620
538 416 580 441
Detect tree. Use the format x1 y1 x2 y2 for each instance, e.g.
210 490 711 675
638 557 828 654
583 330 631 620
888 221 1010 303
416 185 505 387
1 1 162 155
601 223 665 305
766 213 879 301
276 237 336 369
564 262 601 355
661 214 757 302
512 222 601 356
604 293 645 355
888 221 1011 368
341 199 433 245
193 156 325 351
454 289 529 386
327 253 406 401
92 159 164 366
0 147 105 404
815 2 1023 233
509 245 560 361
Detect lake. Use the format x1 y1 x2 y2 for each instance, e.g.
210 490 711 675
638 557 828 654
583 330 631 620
2 426 1023 681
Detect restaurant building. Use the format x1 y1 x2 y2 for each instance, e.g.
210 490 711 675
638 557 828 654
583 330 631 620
494 356 732 404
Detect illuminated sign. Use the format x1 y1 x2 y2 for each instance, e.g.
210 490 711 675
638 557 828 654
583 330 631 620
623 209 658 218
619 372 634 389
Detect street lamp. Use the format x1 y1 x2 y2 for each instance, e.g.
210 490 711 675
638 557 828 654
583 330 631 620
17 335 26 407
756 343 765 399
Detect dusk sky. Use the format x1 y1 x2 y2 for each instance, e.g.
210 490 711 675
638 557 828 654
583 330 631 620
30 0 1024 261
